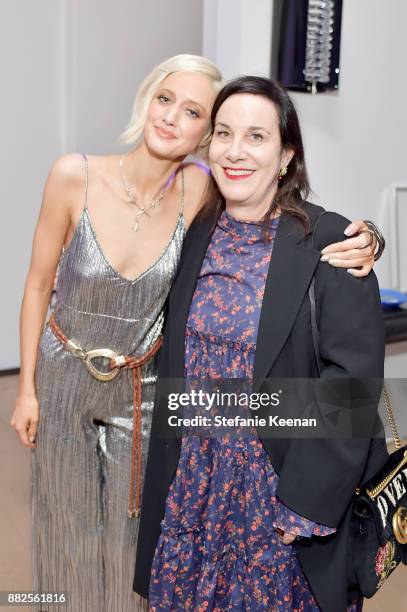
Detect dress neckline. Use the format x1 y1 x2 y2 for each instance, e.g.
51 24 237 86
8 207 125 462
84 209 185 284
219 209 280 237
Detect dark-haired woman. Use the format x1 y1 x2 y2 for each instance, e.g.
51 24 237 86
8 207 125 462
133 77 388 612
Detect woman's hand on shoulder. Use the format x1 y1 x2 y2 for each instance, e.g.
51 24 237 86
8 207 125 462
320 219 377 278
181 162 211 229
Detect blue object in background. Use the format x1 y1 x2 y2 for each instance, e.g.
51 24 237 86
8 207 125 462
380 289 407 308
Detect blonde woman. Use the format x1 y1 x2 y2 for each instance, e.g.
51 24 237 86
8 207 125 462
11 54 380 611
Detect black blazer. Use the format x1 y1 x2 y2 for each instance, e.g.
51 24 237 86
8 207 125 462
133 202 388 612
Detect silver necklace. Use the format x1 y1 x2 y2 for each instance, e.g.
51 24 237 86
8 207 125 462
119 153 167 232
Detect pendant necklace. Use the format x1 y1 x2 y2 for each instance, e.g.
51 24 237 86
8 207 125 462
119 153 168 232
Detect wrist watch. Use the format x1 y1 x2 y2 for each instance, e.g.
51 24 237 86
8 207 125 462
363 220 386 261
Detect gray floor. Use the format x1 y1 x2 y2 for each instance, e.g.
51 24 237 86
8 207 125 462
1 374 406 611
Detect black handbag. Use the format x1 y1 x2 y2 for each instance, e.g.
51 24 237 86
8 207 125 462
349 387 407 597
307 214 407 598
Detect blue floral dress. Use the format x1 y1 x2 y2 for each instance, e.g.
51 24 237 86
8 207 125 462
149 211 362 611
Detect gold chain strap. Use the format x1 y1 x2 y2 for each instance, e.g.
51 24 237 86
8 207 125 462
366 450 407 500
383 385 402 451
365 384 405 500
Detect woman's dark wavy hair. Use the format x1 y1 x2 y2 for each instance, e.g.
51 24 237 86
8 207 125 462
200 76 311 233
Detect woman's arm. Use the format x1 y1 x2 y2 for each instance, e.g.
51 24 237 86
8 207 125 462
10 155 83 447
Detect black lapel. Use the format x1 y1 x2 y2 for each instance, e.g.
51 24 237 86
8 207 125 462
253 212 321 391
167 214 217 377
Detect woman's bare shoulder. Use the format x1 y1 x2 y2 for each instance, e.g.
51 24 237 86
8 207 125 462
44 154 87 207
47 153 86 185
182 160 210 190
47 153 114 185
38 154 91 219
181 161 211 226
45 153 113 210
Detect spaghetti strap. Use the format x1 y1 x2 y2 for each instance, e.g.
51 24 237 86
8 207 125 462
165 166 185 215
81 153 89 210
61 154 89 254
179 167 185 215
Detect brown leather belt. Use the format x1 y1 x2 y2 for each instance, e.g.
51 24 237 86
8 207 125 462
49 313 162 518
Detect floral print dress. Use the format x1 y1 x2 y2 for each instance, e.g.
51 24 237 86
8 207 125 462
149 210 362 612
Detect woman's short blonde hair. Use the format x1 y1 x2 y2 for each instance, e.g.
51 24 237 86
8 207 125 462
120 54 224 148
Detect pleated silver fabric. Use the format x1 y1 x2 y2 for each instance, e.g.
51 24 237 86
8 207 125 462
32 156 185 612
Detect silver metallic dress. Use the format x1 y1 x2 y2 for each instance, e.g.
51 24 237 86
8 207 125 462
32 155 185 611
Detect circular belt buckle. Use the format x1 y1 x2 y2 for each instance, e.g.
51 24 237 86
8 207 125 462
84 348 121 382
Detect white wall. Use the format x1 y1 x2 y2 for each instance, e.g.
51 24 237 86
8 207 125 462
1 1 62 371
203 0 273 78
1 0 203 370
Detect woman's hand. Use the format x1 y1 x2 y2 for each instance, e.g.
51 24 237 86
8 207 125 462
276 528 297 545
281 532 297 545
320 219 376 277
10 394 39 449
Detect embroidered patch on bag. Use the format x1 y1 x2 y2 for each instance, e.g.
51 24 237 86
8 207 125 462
374 540 398 588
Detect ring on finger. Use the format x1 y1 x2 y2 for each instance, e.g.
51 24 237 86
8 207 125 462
356 229 375 249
